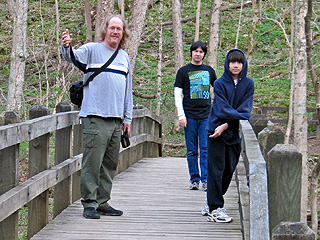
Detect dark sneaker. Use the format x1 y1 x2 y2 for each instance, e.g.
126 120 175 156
207 208 233 223
202 181 207 191
97 206 123 216
189 181 200 190
83 207 100 219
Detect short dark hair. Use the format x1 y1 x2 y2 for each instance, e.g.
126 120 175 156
227 49 245 64
190 41 207 59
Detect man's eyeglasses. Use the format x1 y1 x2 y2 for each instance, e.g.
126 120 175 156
108 26 123 32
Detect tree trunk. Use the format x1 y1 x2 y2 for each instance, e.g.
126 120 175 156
285 0 295 144
171 0 184 73
54 0 67 109
207 0 221 70
95 0 114 42
156 0 163 116
194 0 201 42
118 0 125 18
6 0 28 113
293 0 308 223
162 1 252 27
305 0 320 140
38 0 49 108
247 0 257 75
235 0 244 48
305 0 320 235
84 0 93 42
125 0 150 78
171 0 184 134
310 160 320 239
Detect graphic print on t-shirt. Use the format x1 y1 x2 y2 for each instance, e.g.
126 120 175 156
188 70 210 99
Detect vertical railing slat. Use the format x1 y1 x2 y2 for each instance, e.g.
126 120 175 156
27 106 50 239
53 103 72 218
0 111 20 240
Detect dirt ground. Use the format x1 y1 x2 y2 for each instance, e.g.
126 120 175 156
274 123 319 156
308 138 320 156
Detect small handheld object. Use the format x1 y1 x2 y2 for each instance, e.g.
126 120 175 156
121 130 130 148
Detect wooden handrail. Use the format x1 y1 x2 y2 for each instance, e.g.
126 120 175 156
239 120 270 240
0 111 80 150
0 106 162 239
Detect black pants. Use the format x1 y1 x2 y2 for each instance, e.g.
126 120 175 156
207 137 241 212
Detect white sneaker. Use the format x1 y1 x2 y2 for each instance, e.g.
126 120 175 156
189 181 199 190
207 208 233 223
201 204 209 216
202 181 207 191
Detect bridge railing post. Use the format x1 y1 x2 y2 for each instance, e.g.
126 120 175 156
53 102 72 218
249 113 268 137
0 111 20 240
27 106 51 239
71 106 82 202
258 122 284 163
158 120 162 157
267 144 302 234
272 222 315 240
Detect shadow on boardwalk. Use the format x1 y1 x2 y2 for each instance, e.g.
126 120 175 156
31 157 242 240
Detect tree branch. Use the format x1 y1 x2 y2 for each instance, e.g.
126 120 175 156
162 1 252 26
133 90 158 99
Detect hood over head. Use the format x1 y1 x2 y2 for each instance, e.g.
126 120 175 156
223 48 248 81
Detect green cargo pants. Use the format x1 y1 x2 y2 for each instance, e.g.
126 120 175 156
80 116 121 209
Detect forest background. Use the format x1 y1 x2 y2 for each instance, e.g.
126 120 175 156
0 0 319 238
0 0 319 151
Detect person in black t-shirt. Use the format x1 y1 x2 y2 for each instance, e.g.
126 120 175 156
174 41 217 191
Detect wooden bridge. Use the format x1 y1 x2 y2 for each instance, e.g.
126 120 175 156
1 104 276 240
30 157 242 239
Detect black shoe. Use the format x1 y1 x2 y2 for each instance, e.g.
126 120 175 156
83 207 100 219
97 206 123 216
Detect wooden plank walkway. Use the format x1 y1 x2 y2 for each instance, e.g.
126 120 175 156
31 157 242 239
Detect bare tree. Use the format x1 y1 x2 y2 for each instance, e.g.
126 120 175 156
84 0 93 42
194 0 201 42
310 159 320 239
156 0 163 115
125 0 150 77
118 0 125 18
171 0 184 134
171 0 184 73
162 1 252 27
207 0 221 70
305 0 320 235
6 0 28 113
235 0 244 48
95 0 114 42
54 0 68 109
247 0 258 75
305 0 320 140
293 0 308 223
285 0 295 144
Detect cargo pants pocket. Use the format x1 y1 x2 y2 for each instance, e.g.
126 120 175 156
83 129 99 149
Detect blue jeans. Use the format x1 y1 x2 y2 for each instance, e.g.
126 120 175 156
184 118 208 183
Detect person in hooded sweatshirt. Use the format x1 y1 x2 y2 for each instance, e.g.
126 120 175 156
203 49 254 223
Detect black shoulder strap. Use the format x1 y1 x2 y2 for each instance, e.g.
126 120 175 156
83 48 119 87
69 45 87 72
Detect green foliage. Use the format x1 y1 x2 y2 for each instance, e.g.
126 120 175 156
19 142 29 163
0 1 318 238
1 65 9 75
0 0 319 143
18 207 28 240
